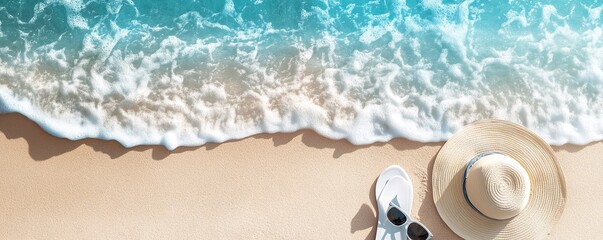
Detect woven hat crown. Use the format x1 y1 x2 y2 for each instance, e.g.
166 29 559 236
465 154 530 220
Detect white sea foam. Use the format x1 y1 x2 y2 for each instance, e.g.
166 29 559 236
1 0 603 150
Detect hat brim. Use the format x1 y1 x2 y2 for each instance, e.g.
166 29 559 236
432 119 566 239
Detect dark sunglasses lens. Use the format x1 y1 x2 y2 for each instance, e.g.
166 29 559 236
386 207 407 226
407 222 430 240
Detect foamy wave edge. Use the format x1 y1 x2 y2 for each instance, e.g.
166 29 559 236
3 87 603 151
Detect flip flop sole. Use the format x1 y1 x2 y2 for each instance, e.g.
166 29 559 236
376 174 413 240
376 165 410 201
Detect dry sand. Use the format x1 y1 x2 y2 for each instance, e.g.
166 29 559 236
0 112 601 239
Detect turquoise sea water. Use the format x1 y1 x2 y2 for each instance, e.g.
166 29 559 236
0 0 602 149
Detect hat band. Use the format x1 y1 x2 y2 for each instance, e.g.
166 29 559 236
462 151 505 221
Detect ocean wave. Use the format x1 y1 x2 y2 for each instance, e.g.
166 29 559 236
0 0 602 150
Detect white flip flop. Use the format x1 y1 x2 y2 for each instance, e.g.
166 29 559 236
375 166 413 240
375 165 411 201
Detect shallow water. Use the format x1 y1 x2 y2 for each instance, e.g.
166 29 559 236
0 0 602 149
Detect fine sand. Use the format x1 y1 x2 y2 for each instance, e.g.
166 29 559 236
0 112 601 239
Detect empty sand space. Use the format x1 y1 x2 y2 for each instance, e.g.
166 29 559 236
0 112 601 239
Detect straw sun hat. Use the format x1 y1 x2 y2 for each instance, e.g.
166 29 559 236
432 119 566 239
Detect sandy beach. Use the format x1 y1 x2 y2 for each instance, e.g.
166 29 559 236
0 112 601 239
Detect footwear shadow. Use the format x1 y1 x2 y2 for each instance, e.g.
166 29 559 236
350 178 378 240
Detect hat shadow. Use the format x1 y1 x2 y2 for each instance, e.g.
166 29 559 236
416 156 460 239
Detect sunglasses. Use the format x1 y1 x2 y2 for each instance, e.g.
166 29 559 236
387 203 433 240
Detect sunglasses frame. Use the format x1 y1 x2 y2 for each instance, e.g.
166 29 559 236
386 202 433 240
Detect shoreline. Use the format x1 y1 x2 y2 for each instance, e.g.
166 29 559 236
0 112 601 238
